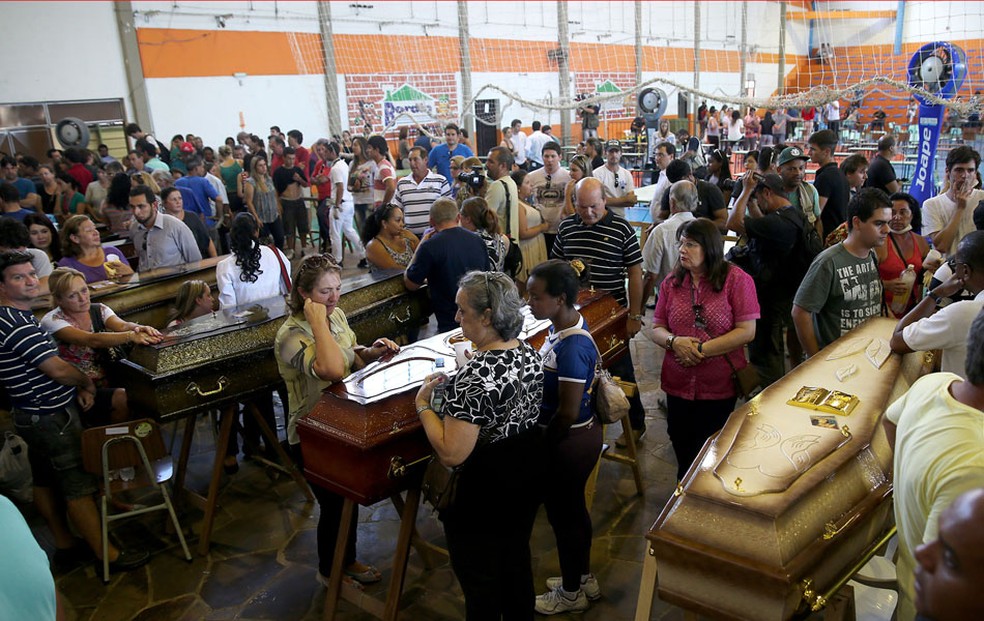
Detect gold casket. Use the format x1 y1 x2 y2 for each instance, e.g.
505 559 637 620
647 318 925 620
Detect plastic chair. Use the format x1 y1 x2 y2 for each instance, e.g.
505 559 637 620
81 419 192 582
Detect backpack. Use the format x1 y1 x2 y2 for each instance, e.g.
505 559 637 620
156 139 172 164
777 207 824 275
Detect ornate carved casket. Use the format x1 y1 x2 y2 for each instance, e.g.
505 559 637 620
298 289 628 505
648 318 925 620
33 257 223 327
117 269 428 421
119 296 289 422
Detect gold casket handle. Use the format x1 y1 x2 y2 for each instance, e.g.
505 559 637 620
388 454 431 479
186 376 230 397
389 307 412 324
601 336 625 359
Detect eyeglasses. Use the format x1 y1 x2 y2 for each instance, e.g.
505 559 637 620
692 304 708 331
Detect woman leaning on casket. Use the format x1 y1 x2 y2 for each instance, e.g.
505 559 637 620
274 253 399 589
650 218 759 481
415 270 545 621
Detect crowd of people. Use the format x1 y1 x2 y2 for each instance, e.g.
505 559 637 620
2 108 984 621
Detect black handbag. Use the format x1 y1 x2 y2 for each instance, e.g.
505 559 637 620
421 458 461 513
89 304 130 364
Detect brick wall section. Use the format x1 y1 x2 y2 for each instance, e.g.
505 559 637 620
574 72 636 120
345 73 458 139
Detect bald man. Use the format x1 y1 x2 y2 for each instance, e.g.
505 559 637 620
913 488 984 621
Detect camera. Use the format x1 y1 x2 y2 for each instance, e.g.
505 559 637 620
457 165 485 189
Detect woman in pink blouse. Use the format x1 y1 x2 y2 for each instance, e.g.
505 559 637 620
651 218 760 480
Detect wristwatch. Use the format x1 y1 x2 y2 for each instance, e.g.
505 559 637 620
929 290 943 305
666 334 676 350
628 313 644 321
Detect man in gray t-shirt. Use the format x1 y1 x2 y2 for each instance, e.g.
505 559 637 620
793 188 892 355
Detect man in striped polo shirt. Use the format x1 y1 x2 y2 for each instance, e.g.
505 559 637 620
0 251 148 573
393 146 451 237
553 178 648 443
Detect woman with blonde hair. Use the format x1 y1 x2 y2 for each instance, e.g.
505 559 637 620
167 280 214 327
563 155 592 218
243 156 284 250
41 267 162 423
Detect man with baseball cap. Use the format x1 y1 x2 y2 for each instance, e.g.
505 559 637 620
729 170 812 386
592 140 637 218
776 146 822 235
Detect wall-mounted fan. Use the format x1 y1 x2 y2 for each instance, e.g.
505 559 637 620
54 117 91 149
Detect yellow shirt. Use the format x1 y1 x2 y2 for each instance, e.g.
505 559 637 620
275 307 358 445
886 372 984 621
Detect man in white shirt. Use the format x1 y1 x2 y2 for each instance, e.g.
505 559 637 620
323 141 366 267
592 140 637 218
393 146 452 237
825 100 841 138
923 146 984 255
648 141 676 223
642 180 697 307
526 141 571 252
891 231 984 378
526 122 548 170
484 147 520 241
510 119 528 170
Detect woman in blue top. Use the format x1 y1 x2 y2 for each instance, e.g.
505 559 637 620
526 259 602 615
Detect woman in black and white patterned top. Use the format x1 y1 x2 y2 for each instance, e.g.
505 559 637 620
415 270 544 620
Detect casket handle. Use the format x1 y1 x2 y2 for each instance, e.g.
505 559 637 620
389 307 412 324
186 376 229 397
601 336 625 359
388 454 431 479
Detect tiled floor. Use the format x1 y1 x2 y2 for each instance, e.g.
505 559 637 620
17 266 690 621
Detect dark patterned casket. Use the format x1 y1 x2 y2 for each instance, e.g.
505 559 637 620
117 269 428 421
647 318 925 620
298 289 628 505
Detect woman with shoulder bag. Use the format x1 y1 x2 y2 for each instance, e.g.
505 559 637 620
650 219 760 480
415 271 545 621
526 260 602 615
41 267 163 425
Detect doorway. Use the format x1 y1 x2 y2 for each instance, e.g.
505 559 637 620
474 99 499 157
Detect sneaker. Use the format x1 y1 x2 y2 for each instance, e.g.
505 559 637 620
107 548 150 572
357 258 369 269
535 587 589 615
615 428 646 449
545 574 601 601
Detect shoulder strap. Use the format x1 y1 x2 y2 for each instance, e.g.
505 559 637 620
555 326 604 370
500 179 513 237
269 245 292 293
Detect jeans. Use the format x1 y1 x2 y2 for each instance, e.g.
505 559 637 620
262 216 285 250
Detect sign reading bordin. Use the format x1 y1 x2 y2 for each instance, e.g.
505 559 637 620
381 84 440 127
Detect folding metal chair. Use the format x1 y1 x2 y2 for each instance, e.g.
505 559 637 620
81 419 191 582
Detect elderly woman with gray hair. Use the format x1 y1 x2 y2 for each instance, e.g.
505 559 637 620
415 270 545 620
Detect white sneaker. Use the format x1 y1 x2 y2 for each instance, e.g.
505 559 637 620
545 574 601 600
535 587 589 615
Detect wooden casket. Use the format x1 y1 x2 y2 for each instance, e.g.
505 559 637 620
647 318 925 620
298 288 628 505
33 257 223 327
117 269 428 422
118 296 289 422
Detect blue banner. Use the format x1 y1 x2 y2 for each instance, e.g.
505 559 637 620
909 104 944 206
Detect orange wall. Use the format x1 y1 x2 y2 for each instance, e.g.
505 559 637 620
136 28 787 79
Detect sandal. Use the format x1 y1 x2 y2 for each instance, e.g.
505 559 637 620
316 571 364 591
344 564 382 584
